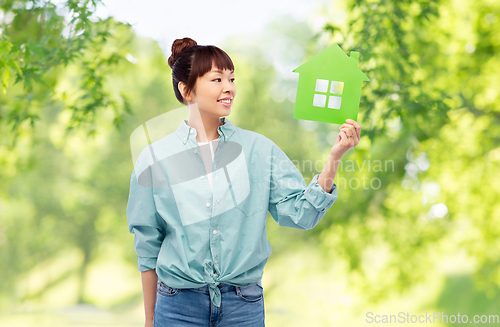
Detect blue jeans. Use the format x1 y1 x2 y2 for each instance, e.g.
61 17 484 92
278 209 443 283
153 281 265 326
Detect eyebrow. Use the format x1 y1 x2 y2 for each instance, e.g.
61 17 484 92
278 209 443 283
212 70 234 74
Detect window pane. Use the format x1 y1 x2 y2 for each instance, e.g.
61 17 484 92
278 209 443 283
313 94 327 107
315 79 329 93
330 81 344 94
328 96 342 109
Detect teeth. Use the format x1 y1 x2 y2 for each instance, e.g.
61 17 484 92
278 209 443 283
219 99 231 103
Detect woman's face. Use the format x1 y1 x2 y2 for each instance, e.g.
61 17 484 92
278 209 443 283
187 64 236 117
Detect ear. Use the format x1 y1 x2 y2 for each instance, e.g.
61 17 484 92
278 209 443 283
178 81 192 101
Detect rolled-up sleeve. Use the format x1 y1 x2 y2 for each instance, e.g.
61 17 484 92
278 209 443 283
126 162 166 272
268 144 338 230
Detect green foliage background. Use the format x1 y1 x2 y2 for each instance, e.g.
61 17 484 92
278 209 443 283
0 0 499 325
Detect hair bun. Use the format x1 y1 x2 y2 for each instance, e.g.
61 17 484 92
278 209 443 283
168 37 197 68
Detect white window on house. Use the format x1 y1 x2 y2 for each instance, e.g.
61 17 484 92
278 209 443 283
313 94 327 107
313 79 344 110
315 79 329 93
328 96 342 109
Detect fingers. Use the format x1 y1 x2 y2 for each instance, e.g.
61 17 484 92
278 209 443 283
339 129 348 141
347 119 361 140
338 129 357 147
339 124 356 140
338 119 361 149
347 119 360 135
340 119 361 142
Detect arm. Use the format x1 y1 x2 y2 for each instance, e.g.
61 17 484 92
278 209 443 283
317 153 341 194
317 119 361 193
267 119 360 229
268 145 338 230
126 159 167 324
141 269 158 325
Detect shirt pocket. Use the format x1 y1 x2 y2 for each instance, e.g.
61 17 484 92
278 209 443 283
222 148 266 217
233 178 267 217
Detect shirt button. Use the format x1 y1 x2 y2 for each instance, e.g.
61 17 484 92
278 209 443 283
217 200 220 205
225 136 228 139
194 149 197 153
200 175 204 179
190 130 194 133
183 137 186 142
214 259 218 264
206 203 211 207
213 230 217 234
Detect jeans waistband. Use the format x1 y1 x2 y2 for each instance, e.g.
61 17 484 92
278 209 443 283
191 283 235 292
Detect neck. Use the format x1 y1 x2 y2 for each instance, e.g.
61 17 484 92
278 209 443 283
186 104 225 142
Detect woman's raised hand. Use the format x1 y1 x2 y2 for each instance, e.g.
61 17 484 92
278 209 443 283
330 119 361 160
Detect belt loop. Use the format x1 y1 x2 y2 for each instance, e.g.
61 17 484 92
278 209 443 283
235 286 241 296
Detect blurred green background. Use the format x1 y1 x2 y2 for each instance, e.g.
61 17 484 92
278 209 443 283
1 0 499 326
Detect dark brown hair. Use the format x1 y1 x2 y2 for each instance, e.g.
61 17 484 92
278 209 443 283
168 37 235 104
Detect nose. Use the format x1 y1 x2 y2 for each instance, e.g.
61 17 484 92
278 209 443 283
222 79 235 95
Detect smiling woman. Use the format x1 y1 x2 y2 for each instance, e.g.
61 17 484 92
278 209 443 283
127 36 343 327
168 37 236 143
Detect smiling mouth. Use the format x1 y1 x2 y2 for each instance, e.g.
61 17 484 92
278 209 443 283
217 99 232 104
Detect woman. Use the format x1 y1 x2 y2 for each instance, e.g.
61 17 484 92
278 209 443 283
127 37 360 327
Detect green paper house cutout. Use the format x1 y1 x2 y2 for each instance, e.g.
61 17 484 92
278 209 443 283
292 44 370 124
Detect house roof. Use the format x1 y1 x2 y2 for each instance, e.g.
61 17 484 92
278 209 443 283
293 44 370 81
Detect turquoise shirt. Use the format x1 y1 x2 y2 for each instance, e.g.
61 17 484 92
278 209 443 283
126 117 338 307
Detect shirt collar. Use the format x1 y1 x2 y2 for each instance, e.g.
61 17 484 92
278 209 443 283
176 117 236 145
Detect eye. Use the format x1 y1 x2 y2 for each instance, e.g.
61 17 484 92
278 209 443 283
212 78 235 82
